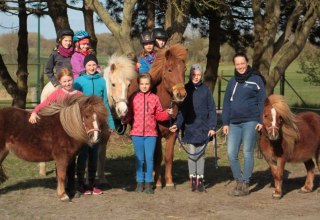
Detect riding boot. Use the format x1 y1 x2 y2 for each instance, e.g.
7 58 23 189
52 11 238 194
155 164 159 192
190 175 197 192
135 182 144 192
197 175 205 192
144 182 154 194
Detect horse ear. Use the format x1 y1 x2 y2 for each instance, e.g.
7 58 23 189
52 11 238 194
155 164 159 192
110 63 115 73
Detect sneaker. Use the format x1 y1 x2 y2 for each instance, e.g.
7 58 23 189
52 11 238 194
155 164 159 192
135 182 144 192
84 185 93 195
190 176 197 192
144 183 154 194
92 186 103 195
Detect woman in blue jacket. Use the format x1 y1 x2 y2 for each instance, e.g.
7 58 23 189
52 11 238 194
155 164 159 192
169 64 217 192
222 52 266 196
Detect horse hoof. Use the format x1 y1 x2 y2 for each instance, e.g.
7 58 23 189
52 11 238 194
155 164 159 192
272 192 282 199
59 194 70 202
164 183 176 190
298 187 312 193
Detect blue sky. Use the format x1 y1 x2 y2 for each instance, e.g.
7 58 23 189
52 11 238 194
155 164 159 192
0 7 110 39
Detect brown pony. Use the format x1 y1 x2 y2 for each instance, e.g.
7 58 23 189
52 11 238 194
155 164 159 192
260 94 320 199
128 44 188 188
0 95 109 201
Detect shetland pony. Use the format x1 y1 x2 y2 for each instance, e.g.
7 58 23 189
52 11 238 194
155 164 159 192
260 94 320 199
0 95 109 201
128 44 188 187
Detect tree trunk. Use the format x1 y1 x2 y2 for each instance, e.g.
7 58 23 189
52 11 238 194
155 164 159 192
82 2 97 52
165 0 191 44
85 0 137 59
47 0 71 34
252 0 320 96
146 0 155 31
204 15 222 93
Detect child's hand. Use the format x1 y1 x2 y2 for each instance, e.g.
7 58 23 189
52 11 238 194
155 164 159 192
29 112 40 124
169 124 177 133
167 108 173 115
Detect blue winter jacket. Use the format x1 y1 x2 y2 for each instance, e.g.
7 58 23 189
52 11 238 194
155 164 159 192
175 82 217 145
74 72 115 130
138 54 155 74
222 74 265 125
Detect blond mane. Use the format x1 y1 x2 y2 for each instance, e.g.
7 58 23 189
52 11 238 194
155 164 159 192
268 94 300 155
149 44 188 83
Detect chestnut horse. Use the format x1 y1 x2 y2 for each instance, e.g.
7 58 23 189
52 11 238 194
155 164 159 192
0 95 109 201
128 44 188 188
260 94 320 199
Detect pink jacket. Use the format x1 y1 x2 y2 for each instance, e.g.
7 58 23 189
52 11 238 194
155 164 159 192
126 91 169 136
33 89 82 113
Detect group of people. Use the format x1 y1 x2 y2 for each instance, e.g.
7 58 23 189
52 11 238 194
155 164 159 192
29 26 266 198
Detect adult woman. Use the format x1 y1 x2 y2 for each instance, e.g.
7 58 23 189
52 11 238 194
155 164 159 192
222 52 266 196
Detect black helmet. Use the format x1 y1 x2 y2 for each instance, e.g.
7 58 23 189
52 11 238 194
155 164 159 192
153 28 168 40
56 28 74 42
139 31 155 44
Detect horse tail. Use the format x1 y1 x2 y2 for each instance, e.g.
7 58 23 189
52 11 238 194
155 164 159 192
0 164 8 183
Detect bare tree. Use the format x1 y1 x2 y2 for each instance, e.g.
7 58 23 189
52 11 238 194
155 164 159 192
252 0 320 95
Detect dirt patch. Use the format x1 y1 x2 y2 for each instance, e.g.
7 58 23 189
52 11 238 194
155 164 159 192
0 134 319 220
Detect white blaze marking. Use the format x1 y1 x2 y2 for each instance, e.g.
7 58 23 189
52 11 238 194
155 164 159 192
93 113 98 142
271 108 277 136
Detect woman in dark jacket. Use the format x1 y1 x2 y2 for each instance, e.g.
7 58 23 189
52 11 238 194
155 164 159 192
169 64 217 192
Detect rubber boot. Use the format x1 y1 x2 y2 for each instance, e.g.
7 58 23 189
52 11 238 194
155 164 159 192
197 175 205 192
190 175 197 192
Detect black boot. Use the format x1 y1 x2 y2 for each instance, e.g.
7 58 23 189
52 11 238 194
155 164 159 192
190 176 197 192
135 182 144 192
197 176 205 192
144 182 154 194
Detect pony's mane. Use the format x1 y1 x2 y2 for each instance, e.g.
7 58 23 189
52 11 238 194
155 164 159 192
267 94 300 155
104 54 137 81
149 44 188 83
39 95 108 143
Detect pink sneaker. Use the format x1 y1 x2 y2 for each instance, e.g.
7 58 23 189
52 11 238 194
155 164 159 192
92 187 103 195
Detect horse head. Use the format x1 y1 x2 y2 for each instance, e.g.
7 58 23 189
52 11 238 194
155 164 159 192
150 44 188 104
263 98 281 140
104 55 137 118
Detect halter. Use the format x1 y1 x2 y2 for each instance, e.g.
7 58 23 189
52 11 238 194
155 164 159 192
111 95 128 105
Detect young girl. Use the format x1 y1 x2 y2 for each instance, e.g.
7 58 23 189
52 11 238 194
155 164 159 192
74 54 115 195
29 67 82 197
71 30 93 79
45 28 74 87
122 73 173 194
169 64 217 192
152 28 168 52
136 31 156 74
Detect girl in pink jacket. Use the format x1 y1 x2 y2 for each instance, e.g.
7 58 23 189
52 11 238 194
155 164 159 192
123 73 172 194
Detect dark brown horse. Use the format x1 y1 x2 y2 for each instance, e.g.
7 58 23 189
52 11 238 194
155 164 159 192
0 95 109 201
128 44 188 188
260 94 320 199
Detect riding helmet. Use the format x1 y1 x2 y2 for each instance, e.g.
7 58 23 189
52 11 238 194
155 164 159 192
139 31 155 44
73 30 90 42
56 28 74 42
153 28 168 40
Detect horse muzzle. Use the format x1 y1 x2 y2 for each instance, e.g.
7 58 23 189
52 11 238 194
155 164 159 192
172 83 187 103
266 126 280 140
87 128 101 145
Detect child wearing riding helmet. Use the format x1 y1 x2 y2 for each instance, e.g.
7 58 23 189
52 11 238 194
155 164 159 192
136 31 156 74
74 54 115 196
45 28 74 87
71 30 94 79
152 28 169 52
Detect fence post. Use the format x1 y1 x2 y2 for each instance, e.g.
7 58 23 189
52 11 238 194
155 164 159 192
217 70 222 110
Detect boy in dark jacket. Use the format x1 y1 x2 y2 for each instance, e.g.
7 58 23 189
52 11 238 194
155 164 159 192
169 64 217 192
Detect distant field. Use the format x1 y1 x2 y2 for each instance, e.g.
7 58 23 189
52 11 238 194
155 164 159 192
1 60 319 109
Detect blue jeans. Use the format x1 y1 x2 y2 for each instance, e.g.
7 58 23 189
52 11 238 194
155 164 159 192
132 136 157 183
227 121 258 183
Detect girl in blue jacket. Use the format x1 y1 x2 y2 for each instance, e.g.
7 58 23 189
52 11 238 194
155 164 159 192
74 54 115 196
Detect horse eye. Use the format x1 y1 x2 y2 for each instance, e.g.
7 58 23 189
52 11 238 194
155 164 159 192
112 83 115 87
168 69 172 72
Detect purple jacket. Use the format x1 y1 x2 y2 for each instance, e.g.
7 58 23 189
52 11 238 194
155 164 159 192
71 52 85 79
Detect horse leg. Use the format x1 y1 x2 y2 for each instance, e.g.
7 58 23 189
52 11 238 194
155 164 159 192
154 138 163 188
39 162 47 176
164 134 176 188
0 148 9 183
271 158 285 199
55 161 69 201
97 142 107 184
299 159 315 193
316 149 320 193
